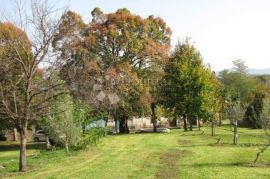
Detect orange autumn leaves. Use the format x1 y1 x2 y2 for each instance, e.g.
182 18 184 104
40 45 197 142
53 8 171 117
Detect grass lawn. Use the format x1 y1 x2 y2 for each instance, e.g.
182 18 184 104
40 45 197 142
1 125 270 179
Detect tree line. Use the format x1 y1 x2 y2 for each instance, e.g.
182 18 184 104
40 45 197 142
1 0 270 172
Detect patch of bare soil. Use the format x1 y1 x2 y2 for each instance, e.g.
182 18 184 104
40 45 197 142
155 150 191 179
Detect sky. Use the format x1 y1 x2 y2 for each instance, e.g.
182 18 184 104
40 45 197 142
1 0 270 71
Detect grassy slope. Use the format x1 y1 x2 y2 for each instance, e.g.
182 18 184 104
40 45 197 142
0 125 270 179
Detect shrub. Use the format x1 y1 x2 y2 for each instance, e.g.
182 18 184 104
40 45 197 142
42 94 81 154
74 128 107 150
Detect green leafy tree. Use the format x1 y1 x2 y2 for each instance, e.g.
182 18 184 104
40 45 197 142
73 101 96 133
158 39 217 131
245 89 266 128
254 95 270 163
219 60 257 144
219 70 256 105
203 72 222 136
43 93 81 154
244 76 270 128
232 59 248 75
218 62 257 124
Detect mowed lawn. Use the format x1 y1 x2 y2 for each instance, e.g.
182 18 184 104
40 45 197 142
1 125 270 179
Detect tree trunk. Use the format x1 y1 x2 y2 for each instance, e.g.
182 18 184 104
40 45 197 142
197 119 200 131
218 119 222 127
46 137 51 150
119 116 129 134
218 114 222 127
254 152 260 163
153 121 157 132
65 139 69 155
114 119 119 134
211 120 215 136
254 144 270 163
104 117 108 127
189 119 193 131
188 119 192 131
183 116 188 131
151 103 157 132
113 111 120 134
19 128 27 172
233 119 238 145
13 128 18 141
124 118 129 133
170 116 177 127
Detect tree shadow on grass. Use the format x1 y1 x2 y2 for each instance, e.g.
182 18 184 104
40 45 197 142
179 143 265 148
208 142 265 147
181 162 270 168
178 138 265 148
107 131 169 136
0 142 46 152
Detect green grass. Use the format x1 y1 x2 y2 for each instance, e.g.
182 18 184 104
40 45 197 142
1 125 270 179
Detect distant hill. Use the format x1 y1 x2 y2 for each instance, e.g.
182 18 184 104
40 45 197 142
248 68 270 75
216 68 270 75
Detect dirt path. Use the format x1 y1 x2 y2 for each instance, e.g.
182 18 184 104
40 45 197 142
155 150 191 179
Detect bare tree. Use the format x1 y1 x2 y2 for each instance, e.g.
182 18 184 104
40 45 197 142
0 0 66 172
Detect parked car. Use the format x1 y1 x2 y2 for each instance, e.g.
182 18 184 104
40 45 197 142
33 130 46 142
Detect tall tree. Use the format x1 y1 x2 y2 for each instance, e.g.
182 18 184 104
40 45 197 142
232 59 248 75
158 39 217 131
53 8 171 133
0 0 65 171
219 60 257 144
254 95 270 163
245 76 269 128
205 72 222 136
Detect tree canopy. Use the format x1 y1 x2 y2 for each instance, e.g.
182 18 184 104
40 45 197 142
53 8 172 133
158 40 220 131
